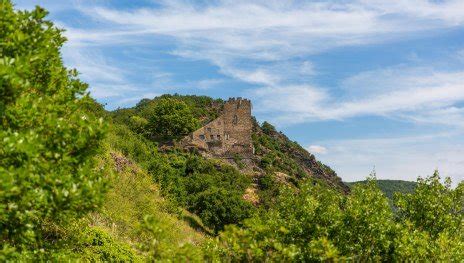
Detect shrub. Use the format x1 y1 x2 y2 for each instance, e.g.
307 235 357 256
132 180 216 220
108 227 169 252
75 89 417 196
0 0 106 253
146 98 199 139
77 227 138 262
190 187 253 233
211 173 464 261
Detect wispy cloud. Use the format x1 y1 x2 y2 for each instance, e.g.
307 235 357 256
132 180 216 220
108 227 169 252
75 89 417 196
76 0 464 53
63 47 126 83
307 145 328 155
250 67 464 127
57 0 464 127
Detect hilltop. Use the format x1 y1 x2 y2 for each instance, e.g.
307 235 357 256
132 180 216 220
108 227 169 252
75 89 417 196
112 94 349 195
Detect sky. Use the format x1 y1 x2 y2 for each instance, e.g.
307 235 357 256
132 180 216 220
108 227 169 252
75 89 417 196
14 0 464 184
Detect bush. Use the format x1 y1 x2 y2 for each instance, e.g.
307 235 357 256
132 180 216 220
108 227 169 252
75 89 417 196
0 0 106 253
77 227 138 262
211 172 464 261
146 98 199 139
106 123 254 232
190 187 253 233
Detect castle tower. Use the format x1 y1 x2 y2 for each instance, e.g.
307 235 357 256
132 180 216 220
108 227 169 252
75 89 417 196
181 98 254 158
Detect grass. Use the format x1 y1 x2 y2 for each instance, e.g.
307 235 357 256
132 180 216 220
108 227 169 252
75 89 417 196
80 145 207 261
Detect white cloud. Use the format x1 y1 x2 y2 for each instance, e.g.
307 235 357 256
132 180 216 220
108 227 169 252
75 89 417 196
58 1 464 127
249 85 328 114
223 68 280 86
250 67 464 127
62 47 126 83
300 61 316 76
70 0 464 59
328 68 464 122
60 47 169 106
307 145 328 154
359 0 464 26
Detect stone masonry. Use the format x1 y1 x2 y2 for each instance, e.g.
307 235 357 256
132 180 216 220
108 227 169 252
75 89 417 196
181 98 254 158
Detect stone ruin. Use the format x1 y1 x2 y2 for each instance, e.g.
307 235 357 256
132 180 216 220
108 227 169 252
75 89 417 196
181 97 254 158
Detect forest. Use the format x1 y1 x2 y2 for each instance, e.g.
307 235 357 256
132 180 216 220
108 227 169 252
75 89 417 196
1 1 463 261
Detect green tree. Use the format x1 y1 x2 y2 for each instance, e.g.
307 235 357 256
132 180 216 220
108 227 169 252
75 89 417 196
190 187 253 233
211 173 464 261
393 171 464 261
147 98 199 139
338 178 395 260
261 121 276 135
0 0 106 255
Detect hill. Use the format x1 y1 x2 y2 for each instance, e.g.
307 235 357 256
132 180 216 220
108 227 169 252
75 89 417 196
346 180 417 200
107 94 349 228
112 95 349 194
3 2 463 260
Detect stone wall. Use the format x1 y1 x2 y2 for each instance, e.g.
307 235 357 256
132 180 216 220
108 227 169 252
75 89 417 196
181 98 254 158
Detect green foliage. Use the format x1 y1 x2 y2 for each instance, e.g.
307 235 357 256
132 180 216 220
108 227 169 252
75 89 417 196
261 121 276 135
190 187 253 233
253 126 306 180
106 123 253 232
77 227 138 262
257 174 281 208
395 171 463 237
338 179 395 260
141 215 204 262
183 156 253 231
146 97 199 139
0 0 106 254
391 171 464 261
128 115 149 134
347 179 417 200
149 94 223 124
111 94 224 141
84 148 205 261
211 172 464 261
211 181 345 261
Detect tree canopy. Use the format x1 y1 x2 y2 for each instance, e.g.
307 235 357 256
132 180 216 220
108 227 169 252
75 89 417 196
146 98 199 139
0 0 106 256
211 172 464 261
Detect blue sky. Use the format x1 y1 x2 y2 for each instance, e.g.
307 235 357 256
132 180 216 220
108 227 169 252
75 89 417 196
15 0 464 184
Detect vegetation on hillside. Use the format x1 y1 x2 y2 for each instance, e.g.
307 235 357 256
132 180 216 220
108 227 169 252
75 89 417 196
347 179 417 200
211 172 464 261
1 1 463 261
253 121 349 194
107 123 254 233
0 1 106 258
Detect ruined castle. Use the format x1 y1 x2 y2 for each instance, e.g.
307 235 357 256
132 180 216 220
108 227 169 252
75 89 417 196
181 98 254 158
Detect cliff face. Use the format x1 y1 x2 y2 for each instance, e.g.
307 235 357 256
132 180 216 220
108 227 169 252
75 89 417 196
251 120 350 194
